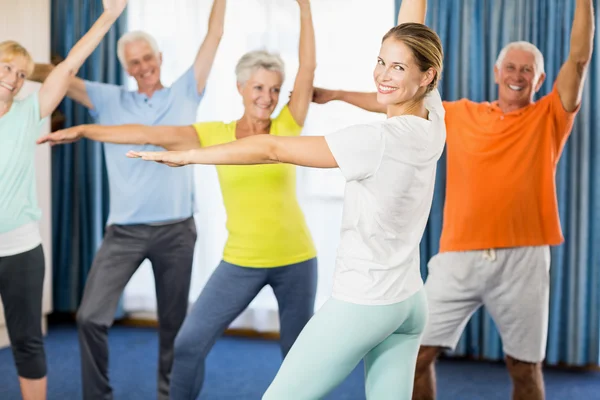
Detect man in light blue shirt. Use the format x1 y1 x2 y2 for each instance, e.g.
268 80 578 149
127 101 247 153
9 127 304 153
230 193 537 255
32 1 226 399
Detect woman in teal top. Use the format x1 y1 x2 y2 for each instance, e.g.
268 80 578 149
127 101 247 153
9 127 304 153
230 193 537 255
0 1 126 398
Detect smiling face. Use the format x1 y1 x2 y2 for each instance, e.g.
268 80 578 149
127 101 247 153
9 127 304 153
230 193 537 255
237 68 283 121
373 38 436 107
123 39 163 90
0 55 29 101
494 48 545 110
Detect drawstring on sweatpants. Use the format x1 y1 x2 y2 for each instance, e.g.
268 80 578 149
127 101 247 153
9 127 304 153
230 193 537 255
482 249 497 261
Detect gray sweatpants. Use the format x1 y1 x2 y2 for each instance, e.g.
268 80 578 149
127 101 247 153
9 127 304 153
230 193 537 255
76 217 196 400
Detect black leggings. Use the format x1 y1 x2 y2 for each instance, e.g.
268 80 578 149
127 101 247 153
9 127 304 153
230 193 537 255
0 245 47 379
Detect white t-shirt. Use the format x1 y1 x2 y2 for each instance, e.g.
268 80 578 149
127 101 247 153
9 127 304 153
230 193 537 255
324 89 446 305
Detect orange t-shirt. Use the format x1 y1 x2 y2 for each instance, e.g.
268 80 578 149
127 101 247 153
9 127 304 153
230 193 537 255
439 84 579 252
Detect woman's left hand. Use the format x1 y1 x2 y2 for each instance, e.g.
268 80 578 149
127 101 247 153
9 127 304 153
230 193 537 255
127 150 190 167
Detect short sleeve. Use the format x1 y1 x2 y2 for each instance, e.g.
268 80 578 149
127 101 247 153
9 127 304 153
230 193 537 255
441 100 459 120
441 100 456 110
545 83 580 154
84 81 122 120
271 105 303 137
16 92 47 139
440 99 464 139
171 66 205 104
325 124 385 182
28 92 45 126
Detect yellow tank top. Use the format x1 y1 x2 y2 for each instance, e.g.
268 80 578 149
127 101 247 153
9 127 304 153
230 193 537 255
192 105 317 267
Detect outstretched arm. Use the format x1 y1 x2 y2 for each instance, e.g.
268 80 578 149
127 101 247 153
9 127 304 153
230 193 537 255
29 64 93 109
37 0 127 118
192 0 226 95
556 0 594 112
128 134 338 169
312 87 386 113
288 0 317 126
36 123 200 151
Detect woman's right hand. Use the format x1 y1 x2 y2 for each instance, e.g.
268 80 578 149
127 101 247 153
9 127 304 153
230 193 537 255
36 125 86 146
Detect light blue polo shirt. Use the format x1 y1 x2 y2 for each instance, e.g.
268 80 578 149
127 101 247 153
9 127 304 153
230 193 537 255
85 66 203 226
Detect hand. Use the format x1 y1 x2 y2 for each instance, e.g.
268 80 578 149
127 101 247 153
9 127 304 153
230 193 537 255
312 87 337 104
127 150 190 167
103 0 128 17
36 126 85 146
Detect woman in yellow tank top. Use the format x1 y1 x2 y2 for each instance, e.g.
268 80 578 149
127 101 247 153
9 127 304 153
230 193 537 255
39 1 317 398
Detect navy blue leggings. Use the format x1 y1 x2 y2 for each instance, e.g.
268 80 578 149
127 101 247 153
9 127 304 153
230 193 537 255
169 258 318 400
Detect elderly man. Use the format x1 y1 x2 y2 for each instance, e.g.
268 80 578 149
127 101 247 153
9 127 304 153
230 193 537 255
309 1 594 399
31 1 227 399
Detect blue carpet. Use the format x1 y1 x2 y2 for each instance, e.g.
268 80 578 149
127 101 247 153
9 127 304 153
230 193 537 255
0 325 598 399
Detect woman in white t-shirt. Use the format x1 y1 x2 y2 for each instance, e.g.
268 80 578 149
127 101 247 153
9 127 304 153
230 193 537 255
122 0 444 398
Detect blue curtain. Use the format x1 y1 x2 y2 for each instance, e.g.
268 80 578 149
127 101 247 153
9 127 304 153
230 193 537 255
395 0 600 367
50 1 127 313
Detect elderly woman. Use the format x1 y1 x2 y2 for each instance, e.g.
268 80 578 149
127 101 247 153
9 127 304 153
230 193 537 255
0 1 127 399
38 0 317 398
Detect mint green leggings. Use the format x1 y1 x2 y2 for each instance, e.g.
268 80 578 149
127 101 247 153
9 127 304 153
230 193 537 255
262 288 428 400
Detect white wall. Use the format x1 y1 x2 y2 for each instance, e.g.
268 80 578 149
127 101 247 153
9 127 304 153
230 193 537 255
0 0 53 347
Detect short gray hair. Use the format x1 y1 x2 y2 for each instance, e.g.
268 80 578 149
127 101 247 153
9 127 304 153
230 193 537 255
117 31 160 68
495 41 545 77
235 50 285 86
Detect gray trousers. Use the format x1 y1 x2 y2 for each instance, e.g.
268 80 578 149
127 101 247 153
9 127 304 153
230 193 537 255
76 217 196 400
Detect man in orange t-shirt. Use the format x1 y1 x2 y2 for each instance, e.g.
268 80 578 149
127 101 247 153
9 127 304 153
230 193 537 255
310 1 594 398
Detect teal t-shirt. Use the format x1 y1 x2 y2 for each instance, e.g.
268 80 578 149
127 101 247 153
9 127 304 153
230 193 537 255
0 92 46 234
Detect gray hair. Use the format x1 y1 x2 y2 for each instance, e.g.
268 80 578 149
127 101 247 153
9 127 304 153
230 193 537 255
235 50 285 86
495 41 545 78
117 31 160 68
